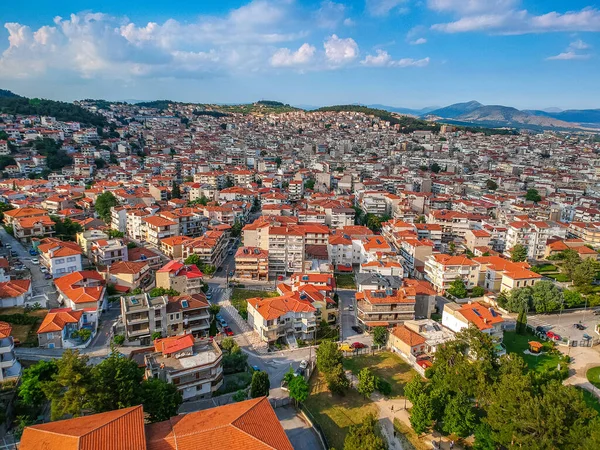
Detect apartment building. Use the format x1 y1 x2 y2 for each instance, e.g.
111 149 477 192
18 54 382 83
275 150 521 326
108 261 153 292
424 254 479 293
13 216 56 242
156 260 205 295
181 230 228 268
567 222 600 245
398 238 434 278
328 233 353 268
90 238 128 267
0 322 21 381
142 216 178 247
160 235 192 259
505 220 567 260
288 180 303 201
54 271 106 315
427 210 470 242
126 209 152 241
120 293 169 344
145 335 223 400
234 247 269 281
37 309 89 349
472 256 542 293
247 292 317 344
268 226 305 275
76 229 109 257
166 294 211 337
3 207 48 226
465 229 492 251
37 238 83 277
356 287 416 329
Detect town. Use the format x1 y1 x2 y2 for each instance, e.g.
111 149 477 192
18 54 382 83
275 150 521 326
0 95 600 450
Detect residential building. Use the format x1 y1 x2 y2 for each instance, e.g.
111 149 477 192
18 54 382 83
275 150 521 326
166 294 211 337
0 280 32 307
182 230 228 269
156 260 205 295
142 215 178 247
505 220 567 260
38 238 83 277
235 247 269 281
90 238 128 267
145 335 223 400
76 229 109 257
120 293 169 345
356 287 416 329
54 271 106 315
0 321 21 381
108 261 153 292
442 301 504 342
37 309 91 349
424 254 479 293
13 215 56 242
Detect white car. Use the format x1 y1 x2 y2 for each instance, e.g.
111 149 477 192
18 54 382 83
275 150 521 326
30 258 39 265
299 360 308 370
40 266 48 273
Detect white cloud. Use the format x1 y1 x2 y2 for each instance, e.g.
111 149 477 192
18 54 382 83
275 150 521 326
546 51 590 61
271 43 316 67
427 0 519 14
315 1 347 28
361 50 430 67
410 38 427 45
432 7 600 34
546 39 592 61
366 0 407 17
324 34 359 64
344 18 356 26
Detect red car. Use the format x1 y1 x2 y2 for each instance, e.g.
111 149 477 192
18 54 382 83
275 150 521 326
223 327 234 336
546 331 561 340
351 342 367 349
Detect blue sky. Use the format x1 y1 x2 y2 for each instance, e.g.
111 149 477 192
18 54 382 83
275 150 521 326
0 0 599 109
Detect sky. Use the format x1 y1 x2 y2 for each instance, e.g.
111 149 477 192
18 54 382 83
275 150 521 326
0 0 599 109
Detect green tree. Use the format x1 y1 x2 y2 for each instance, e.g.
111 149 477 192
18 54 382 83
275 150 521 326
471 285 485 297
107 229 124 238
357 368 377 398
507 286 533 313
572 258 598 287
18 360 58 407
410 393 434 435
149 287 180 297
304 179 315 190
41 350 94 421
486 179 498 190
531 281 563 313
233 389 247 402
564 289 584 308
288 375 309 404
220 337 237 353
141 377 182 423
94 158 106 169
95 191 118 223
442 391 477 437
447 278 468 299
231 220 243 238
516 308 528 334
326 364 349 395
250 371 270 398
90 350 144 412
171 180 181 199
113 335 125 345
562 249 582 279
372 326 388 347
316 340 343 374
510 243 528 262
184 254 202 266
525 188 542 202
344 413 387 450
209 303 221 317
404 375 428 404
151 331 162 341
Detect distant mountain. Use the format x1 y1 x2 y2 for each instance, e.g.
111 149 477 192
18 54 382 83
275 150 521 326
0 89 21 99
366 104 438 116
426 101 483 119
526 109 600 126
455 105 575 128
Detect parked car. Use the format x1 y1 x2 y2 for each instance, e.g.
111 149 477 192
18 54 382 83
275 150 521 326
10 251 17 257
40 266 48 274
223 327 234 336
295 367 305 376
228 250 234 255
5 244 11 249
351 342 367 349
206 292 212 300
252 365 260 372
216 267 223 272
216 314 223 322
44 273 53 280
573 323 586 330
535 326 545 333
299 360 308 370
546 331 561 340
30 258 39 265
338 343 353 352
29 249 38 255
228 270 234 277
594 309 600 315
351 326 363 334
348 304 354 311
218 318 228 328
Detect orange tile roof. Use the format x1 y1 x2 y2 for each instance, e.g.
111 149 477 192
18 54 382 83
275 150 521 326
54 271 105 305
20 405 146 450
391 325 427 347
247 293 316 320
146 397 293 450
110 261 149 275
0 279 31 299
154 334 195 355
0 321 12 339
458 302 503 331
37 309 84 334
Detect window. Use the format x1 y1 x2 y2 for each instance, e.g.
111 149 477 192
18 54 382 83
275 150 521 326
55 258 65 264
67 256 77 262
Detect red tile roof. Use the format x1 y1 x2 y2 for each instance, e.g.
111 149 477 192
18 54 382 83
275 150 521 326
37 309 84 334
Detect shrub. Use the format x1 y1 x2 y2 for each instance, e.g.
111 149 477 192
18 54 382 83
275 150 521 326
376 378 392 396
113 335 125 346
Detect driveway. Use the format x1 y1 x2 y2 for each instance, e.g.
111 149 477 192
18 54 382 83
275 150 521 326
275 405 324 450
338 289 373 347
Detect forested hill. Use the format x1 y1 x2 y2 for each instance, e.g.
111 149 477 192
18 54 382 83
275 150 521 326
0 92 107 126
314 104 441 133
0 89 21 98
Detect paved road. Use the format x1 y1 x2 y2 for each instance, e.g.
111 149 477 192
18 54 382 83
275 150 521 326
528 308 600 343
275 405 324 450
338 288 373 347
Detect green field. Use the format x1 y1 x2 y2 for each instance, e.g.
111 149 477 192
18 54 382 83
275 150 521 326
587 366 600 389
534 264 558 273
304 371 379 450
335 274 356 289
342 351 416 397
230 288 278 320
577 387 600 414
503 331 562 373
545 273 571 282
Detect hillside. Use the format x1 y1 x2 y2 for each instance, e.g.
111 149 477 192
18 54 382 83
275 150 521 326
366 104 437 116
314 105 440 133
0 89 21 99
526 109 600 126
456 105 577 128
426 101 483 119
0 91 107 126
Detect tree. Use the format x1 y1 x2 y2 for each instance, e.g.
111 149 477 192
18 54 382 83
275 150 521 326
344 414 387 450
573 258 598 287
510 243 528 262
316 340 343 374
304 179 315 190
471 286 485 297
430 162 441 173
41 350 94 421
326 364 349 395
516 309 528 334
531 281 563 313
95 191 118 223
486 179 498 191
141 377 182 423
288 375 309 404
209 304 221 317
18 360 58 407
113 335 125 345
250 371 270 398
90 350 144 412
404 375 428 404
233 389 247 402
51 216 83 241
357 368 377 398
372 326 388 347
231 220 243 238
171 180 181 199
184 254 202 266
220 337 237 353
525 188 542 203
410 393 434 435
507 286 533 313
442 391 477 437
149 287 180 297
151 331 162 341
94 158 106 169
107 229 124 238
562 249 582 279
447 279 468 299
564 289 584 308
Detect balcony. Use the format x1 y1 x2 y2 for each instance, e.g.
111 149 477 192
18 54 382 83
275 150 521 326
127 327 150 337
0 337 14 353
126 314 149 325
184 311 210 322
0 351 16 368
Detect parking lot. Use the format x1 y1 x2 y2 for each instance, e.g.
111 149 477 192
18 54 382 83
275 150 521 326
528 309 600 344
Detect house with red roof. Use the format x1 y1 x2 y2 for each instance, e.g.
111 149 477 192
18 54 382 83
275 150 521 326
0 279 32 307
54 271 106 332
442 301 504 342
356 287 416 329
38 238 83 277
37 308 88 349
20 397 293 450
156 260 204 295
424 254 480 293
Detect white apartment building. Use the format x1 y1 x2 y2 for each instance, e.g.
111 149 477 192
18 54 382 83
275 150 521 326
424 254 479 293
504 220 567 260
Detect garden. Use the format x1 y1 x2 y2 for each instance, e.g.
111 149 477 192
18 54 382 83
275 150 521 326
334 274 356 289
0 306 48 347
503 331 567 374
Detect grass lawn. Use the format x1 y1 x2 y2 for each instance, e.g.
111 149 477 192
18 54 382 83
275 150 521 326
0 307 47 346
503 331 561 373
534 264 558 273
586 366 600 389
394 418 430 450
304 371 378 450
545 273 571 282
230 288 278 319
577 387 600 414
335 274 356 289
215 371 252 396
343 351 416 397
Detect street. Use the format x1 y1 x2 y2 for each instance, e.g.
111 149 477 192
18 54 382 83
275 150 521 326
528 308 600 344
338 288 373 347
